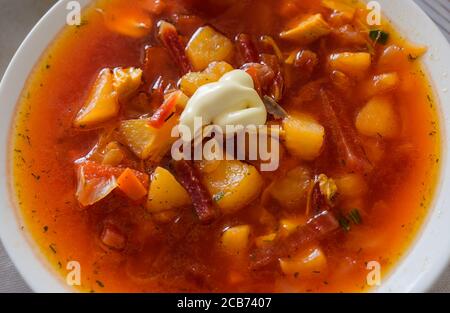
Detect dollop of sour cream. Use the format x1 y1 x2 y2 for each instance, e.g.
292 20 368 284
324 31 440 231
180 70 267 135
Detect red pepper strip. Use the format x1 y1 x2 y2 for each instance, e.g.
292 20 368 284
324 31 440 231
320 89 373 174
173 160 217 224
250 210 339 269
158 21 192 75
148 92 178 129
236 33 260 64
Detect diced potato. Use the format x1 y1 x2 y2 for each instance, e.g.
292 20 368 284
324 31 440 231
403 41 428 60
378 42 426 71
280 14 331 44
186 26 234 71
329 52 371 79
180 61 234 96
255 233 277 248
118 116 178 161
113 67 143 101
279 246 327 276
377 45 407 71
282 114 325 160
355 96 399 138
321 0 356 20
270 167 311 210
360 72 399 98
74 69 119 128
221 225 251 255
279 216 307 237
196 159 222 174
102 142 124 166
334 174 368 198
147 167 191 213
201 160 263 215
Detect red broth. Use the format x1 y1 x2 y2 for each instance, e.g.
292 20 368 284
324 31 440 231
11 0 440 292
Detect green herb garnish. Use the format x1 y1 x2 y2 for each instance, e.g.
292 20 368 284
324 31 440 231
49 244 57 254
339 216 351 232
348 209 362 225
369 29 389 45
340 209 363 232
213 191 225 202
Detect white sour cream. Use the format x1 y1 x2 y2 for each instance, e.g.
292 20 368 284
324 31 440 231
179 70 267 135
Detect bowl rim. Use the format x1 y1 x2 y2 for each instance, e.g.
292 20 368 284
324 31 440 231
0 0 449 293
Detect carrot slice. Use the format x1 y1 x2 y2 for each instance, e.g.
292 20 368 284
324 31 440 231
117 168 148 201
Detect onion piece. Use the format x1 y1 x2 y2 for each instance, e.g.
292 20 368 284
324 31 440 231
75 166 118 207
262 96 287 120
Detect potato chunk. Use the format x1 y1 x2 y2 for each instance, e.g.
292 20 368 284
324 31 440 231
201 160 263 215
356 96 399 138
147 167 191 213
360 72 399 98
329 52 371 79
334 174 368 198
74 67 143 128
186 26 234 71
180 61 234 96
279 246 327 276
221 225 251 256
270 167 311 210
282 114 325 160
102 142 124 166
280 14 331 44
113 67 143 101
74 69 119 128
118 116 178 161
279 216 307 237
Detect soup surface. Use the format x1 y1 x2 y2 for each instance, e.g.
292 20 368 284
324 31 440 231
12 0 440 292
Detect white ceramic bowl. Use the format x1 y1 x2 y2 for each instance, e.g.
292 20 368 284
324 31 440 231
0 0 449 293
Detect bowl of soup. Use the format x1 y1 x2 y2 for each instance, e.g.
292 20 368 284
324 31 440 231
0 0 449 292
